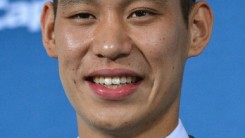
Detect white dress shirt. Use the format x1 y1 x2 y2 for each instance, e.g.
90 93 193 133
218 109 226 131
166 119 189 138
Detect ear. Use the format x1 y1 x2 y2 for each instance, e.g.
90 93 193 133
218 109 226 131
40 2 57 58
188 1 214 57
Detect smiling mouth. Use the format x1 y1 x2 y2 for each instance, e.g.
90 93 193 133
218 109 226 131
86 76 142 89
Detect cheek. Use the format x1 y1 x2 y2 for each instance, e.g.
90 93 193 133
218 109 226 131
54 26 93 99
132 21 189 98
54 25 96 80
134 25 183 66
55 27 92 61
137 25 188 109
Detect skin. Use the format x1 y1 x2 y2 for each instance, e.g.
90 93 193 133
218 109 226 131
41 0 213 137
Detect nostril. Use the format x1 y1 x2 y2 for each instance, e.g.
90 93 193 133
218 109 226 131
97 53 129 61
97 54 104 58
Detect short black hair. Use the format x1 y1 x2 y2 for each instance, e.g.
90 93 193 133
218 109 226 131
52 0 196 25
181 0 196 24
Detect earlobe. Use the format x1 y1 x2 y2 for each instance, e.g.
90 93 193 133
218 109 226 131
41 2 57 58
188 1 214 57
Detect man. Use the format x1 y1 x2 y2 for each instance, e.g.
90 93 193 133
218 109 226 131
41 0 213 137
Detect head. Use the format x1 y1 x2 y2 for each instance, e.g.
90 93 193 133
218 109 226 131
41 0 213 137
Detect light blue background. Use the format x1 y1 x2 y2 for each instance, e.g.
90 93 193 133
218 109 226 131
0 0 244 137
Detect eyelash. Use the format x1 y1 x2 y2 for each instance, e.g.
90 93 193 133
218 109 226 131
70 13 96 20
128 9 156 18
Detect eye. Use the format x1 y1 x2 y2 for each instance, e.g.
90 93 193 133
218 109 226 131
70 13 96 20
128 10 155 18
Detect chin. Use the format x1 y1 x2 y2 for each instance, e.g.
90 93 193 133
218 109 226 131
80 108 144 134
93 114 135 130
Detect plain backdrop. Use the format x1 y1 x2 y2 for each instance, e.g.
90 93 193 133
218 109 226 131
0 0 244 137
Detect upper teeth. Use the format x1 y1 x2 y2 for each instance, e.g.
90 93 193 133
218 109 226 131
93 76 136 85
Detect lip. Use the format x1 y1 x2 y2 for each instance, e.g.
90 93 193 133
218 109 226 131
85 69 143 100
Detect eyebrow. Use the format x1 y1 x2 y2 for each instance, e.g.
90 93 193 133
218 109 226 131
59 0 167 7
60 0 96 5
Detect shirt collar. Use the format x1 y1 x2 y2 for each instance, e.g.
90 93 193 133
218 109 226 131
166 119 189 138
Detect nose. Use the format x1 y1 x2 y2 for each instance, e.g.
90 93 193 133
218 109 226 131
91 15 133 60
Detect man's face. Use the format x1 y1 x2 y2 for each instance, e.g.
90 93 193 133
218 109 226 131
51 0 190 133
